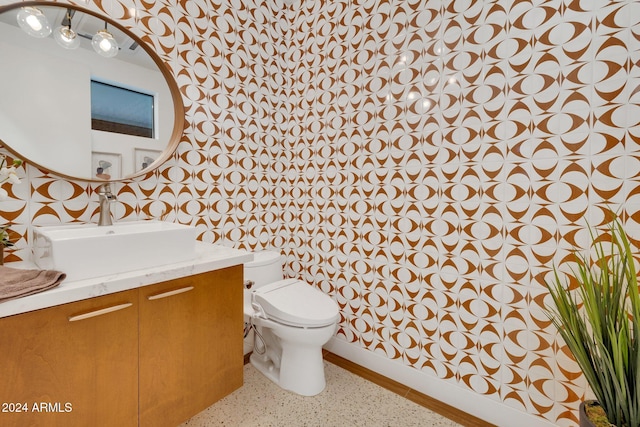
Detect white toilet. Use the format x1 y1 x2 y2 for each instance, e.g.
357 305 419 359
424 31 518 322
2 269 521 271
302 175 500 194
243 251 339 396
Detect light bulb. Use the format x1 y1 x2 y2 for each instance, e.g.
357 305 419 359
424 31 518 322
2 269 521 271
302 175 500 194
92 28 118 58
54 26 80 50
16 7 51 38
26 15 42 31
100 38 112 51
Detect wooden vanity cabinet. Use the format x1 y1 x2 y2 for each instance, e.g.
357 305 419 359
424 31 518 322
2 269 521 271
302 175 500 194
0 266 243 427
138 266 244 427
0 289 139 427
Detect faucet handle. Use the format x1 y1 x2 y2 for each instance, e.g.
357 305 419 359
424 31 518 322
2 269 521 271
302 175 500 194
97 183 116 199
97 183 116 226
97 182 110 194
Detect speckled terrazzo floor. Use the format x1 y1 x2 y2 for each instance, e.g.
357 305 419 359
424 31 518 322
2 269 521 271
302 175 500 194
180 361 462 427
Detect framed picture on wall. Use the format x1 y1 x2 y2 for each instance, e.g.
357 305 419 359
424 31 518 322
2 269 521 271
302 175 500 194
134 149 162 173
91 151 121 180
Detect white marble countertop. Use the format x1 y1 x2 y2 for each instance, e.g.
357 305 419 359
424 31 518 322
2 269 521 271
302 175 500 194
0 242 253 319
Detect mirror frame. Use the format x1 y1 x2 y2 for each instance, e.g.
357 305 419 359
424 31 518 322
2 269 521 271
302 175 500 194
0 1 185 182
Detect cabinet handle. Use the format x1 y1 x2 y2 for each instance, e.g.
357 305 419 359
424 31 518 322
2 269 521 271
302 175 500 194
147 286 194 301
68 303 133 322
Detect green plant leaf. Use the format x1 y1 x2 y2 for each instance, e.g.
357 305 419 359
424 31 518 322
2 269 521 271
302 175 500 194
544 214 639 427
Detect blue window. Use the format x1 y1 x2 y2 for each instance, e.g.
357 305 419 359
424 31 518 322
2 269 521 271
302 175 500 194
91 80 154 138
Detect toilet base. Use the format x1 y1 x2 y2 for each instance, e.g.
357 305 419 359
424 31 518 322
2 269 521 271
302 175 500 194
249 317 336 396
250 345 327 397
249 352 284 389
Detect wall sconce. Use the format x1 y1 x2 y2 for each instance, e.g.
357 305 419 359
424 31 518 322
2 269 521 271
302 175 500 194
16 6 51 38
53 9 80 50
92 22 118 58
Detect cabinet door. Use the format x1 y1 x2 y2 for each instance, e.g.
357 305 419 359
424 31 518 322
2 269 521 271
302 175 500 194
0 289 138 427
139 266 243 427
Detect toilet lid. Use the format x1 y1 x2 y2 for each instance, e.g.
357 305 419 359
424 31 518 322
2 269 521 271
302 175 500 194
252 279 339 327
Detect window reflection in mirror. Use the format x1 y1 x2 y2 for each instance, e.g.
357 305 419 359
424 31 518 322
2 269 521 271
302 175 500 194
0 3 183 181
91 80 155 139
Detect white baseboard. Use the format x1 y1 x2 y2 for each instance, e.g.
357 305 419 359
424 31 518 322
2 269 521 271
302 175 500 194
324 337 556 427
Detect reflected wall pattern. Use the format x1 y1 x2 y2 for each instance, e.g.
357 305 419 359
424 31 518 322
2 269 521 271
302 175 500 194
1 0 639 425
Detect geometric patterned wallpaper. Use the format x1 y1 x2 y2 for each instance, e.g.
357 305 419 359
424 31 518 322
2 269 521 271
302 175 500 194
1 0 639 425
281 1 639 425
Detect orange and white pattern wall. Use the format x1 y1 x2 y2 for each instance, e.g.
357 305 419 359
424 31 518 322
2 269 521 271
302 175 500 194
1 1 638 426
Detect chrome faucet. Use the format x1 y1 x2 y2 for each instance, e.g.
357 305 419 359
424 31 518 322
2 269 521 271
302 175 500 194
97 183 116 226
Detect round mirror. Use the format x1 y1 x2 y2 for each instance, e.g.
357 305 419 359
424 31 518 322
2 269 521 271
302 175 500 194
0 2 184 181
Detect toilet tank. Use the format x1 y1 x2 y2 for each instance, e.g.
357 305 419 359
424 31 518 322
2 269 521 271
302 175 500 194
243 250 284 289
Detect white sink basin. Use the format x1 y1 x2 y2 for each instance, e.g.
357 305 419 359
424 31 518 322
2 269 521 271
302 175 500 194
33 221 198 281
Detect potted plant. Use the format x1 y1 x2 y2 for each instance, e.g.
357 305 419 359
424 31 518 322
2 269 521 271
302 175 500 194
0 225 14 265
0 153 21 264
0 153 21 200
545 215 639 427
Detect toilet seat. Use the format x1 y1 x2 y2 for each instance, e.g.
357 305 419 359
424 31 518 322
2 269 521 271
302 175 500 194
252 279 339 328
